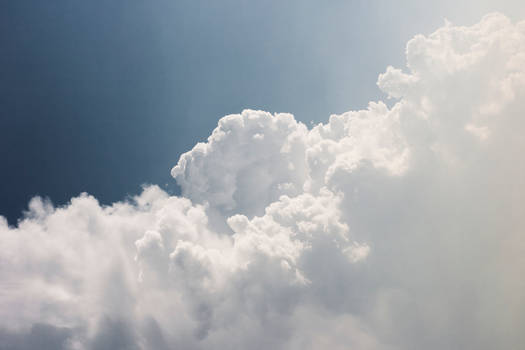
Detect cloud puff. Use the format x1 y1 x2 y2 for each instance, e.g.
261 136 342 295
2 13 525 350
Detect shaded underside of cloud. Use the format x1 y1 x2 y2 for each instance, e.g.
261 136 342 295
2 13 525 350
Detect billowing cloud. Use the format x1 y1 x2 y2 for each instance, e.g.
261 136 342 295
2 13 525 350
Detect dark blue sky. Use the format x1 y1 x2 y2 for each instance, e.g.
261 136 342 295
1 0 523 224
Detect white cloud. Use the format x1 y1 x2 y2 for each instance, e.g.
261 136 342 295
2 12 525 350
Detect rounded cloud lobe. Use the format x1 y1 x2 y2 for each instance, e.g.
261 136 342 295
2 13 525 350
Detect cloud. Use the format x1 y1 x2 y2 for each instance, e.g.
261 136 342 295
2 12 525 350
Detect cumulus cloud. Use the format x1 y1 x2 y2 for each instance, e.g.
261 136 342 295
2 13 525 349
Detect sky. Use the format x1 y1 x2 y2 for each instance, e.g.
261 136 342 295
2 0 525 224
2 1 525 350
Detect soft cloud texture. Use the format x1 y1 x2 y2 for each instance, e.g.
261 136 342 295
2 13 525 349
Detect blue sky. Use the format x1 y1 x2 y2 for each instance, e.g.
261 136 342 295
1 0 524 225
